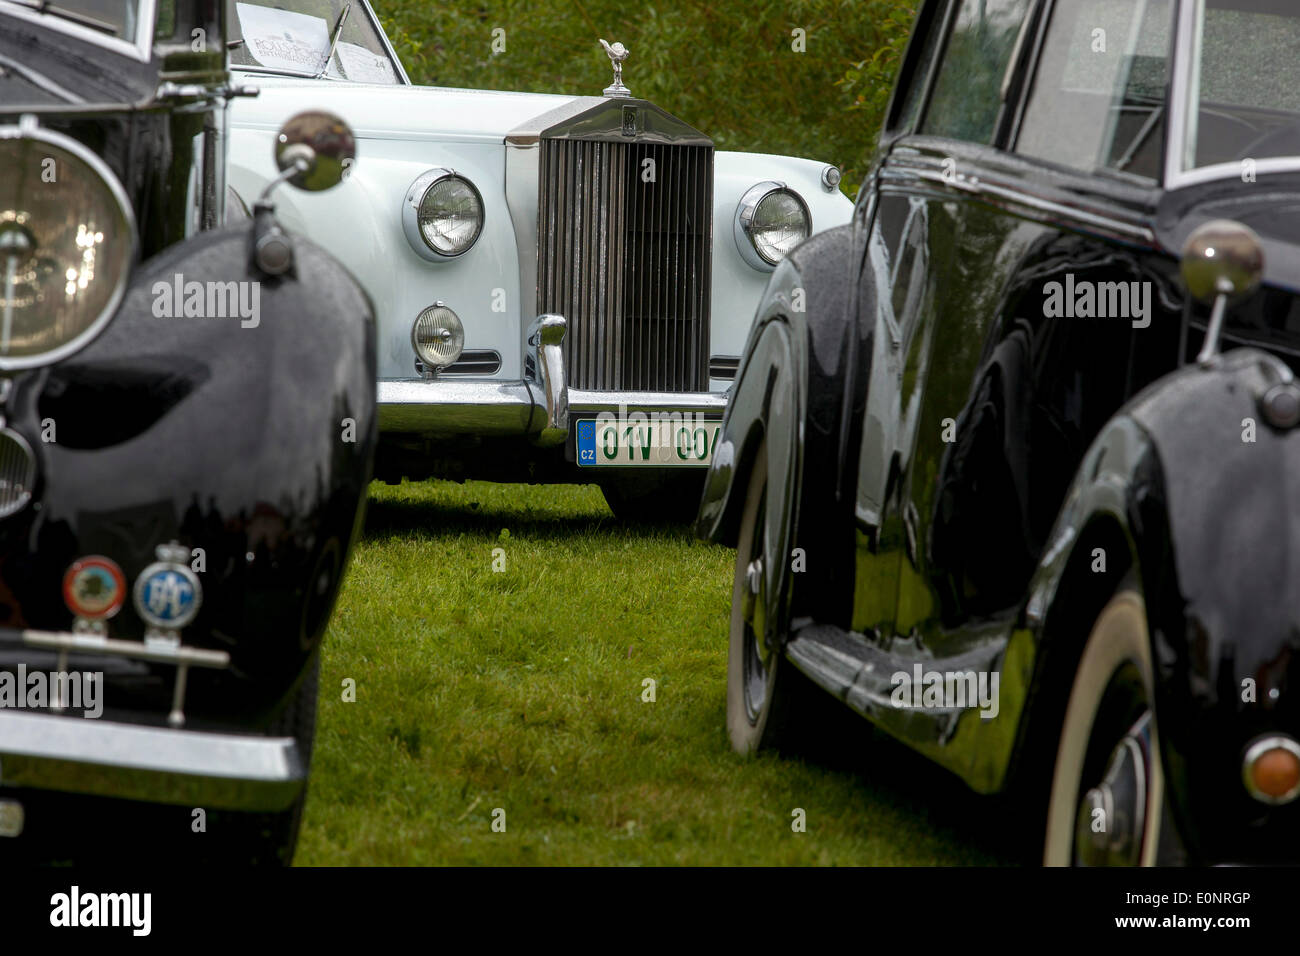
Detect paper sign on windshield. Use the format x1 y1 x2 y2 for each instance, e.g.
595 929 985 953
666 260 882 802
236 3 330 74
336 42 396 84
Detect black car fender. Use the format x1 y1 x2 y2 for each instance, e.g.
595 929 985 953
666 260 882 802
696 223 867 627
1013 348 1300 861
2 224 376 726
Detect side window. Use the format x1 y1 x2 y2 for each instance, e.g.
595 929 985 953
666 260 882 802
1187 2 1300 170
890 6 947 135
1016 0 1174 179
920 0 1031 143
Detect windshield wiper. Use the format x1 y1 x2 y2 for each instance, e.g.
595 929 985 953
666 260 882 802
313 1 351 79
230 62 342 80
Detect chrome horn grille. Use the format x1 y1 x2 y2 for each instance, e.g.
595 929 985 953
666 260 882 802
0 426 35 518
536 131 713 392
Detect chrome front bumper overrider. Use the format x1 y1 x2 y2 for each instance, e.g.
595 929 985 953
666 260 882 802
378 314 729 439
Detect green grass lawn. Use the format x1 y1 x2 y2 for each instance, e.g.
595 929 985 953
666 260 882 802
297 479 1013 865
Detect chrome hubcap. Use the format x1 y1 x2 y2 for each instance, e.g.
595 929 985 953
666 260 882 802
1075 712 1151 866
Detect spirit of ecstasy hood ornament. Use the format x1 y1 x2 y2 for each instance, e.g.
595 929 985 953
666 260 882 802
599 39 630 97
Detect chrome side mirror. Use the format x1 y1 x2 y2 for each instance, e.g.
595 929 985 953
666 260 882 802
273 110 357 192
257 111 356 209
1180 219 1264 367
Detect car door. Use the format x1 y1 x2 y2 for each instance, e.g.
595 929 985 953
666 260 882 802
851 0 1036 644
854 0 1184 784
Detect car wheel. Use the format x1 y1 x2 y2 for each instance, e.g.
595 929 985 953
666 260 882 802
600 473 704 524
1043 586 1165 866
726 436 845 756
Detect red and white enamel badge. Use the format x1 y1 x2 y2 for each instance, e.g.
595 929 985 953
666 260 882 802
62 556 127 620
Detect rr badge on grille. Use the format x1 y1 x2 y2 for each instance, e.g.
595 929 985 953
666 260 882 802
133 542 202 632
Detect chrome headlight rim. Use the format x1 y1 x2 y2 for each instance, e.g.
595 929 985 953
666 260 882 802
733 180 811 272
0 122 137 371
402 167 484 262
410 301 465 369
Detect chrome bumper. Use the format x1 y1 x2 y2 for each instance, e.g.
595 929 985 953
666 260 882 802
0 711 305 812
379 315 729 439
0 626 303 812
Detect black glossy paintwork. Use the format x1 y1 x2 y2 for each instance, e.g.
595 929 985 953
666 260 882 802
699 0 1300 863
697 224 866 629
1126 353 1300 863
0 230 375 728
0 4 376 731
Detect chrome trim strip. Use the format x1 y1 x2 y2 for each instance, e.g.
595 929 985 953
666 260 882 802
13 629 229 668
2 624 228 729
0 710 305 811
567 389 726 415
880 160 1156 246
1164 0 1197 185
0 0 156 62
360 0 410 84
376 377 727 435
1171 158 1300 190
998 4 1036 104
505 138 541 341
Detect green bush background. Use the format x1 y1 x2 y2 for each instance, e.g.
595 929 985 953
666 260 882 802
375 0 918 196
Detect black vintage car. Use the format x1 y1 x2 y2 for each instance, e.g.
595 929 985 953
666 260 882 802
699 0 1300 865
0 0 374 863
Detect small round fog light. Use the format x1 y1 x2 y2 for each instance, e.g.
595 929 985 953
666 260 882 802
1243 735 1300 804
411 303 464 369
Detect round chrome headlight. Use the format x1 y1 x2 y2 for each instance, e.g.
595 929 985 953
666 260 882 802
0 123 136 369
402 168 484 261
411 303 464 368
734 181 811 270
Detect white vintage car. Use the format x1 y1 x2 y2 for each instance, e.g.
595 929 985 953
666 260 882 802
225 0 853 517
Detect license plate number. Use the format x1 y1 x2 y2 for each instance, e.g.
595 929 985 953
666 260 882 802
576 419 721 467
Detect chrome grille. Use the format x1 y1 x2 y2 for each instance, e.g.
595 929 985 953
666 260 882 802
537 138 712 392
0 427 35 518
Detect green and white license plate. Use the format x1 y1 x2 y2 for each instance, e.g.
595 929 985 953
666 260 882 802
576 418 721 467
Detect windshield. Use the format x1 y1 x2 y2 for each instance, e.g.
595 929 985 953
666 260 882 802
225 0 400 83
1185 0 1300 170
6 0 138 37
